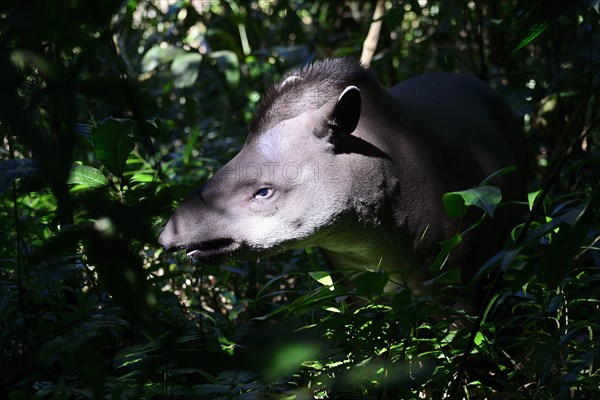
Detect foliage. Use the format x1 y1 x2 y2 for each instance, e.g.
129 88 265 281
1 0 599 399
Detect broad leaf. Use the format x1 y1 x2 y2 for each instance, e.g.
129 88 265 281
67 164 109 187
141 45 186 72
443 185 502 218
352 271 389 297
93 119 135 178
171 52 203 89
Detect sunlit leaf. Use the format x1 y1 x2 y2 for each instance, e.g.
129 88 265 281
141 44 186 72
528 189 541 210
308 271 333 287
67 164 109 187
171 52 203 88
515 20 553 51
130 172 154 183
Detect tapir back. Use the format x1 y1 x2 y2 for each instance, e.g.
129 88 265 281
372 72 527 277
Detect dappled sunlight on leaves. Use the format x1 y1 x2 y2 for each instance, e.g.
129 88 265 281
1 0 599 399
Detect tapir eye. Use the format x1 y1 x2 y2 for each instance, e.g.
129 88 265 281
254 187 273 199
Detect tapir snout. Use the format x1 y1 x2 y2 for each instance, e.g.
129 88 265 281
159 192 240 262
159 58 527 293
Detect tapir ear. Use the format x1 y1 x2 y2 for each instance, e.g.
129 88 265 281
328 85 361 135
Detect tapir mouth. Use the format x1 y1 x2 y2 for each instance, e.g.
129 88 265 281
184 238 242 262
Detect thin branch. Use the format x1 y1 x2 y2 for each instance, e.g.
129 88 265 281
360 0 385 67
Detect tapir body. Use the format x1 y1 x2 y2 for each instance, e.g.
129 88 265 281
159 58 527 294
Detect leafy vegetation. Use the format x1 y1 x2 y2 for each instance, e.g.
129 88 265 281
1 0 599 398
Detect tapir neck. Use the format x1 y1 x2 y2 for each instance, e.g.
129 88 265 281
315 86 447 295
321 248 429 295
318 221 430 295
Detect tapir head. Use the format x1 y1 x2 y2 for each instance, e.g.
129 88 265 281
159 60 374 263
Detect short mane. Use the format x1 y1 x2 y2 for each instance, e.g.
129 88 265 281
248 58 376 141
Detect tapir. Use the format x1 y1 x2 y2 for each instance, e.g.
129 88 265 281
159 57 527 294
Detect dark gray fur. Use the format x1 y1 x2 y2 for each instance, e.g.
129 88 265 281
249 58 375 138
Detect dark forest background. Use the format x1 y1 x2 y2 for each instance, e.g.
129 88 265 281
1 0 600 398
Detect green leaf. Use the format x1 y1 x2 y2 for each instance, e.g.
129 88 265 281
528 190 541 210
183 130 199 165
480 165 517 185
527 201 589 242
67 164 109 187
92 119 135 178
502 0 578 52
308 271 334 287
352 271 389 297
141 44 186 72
442 191 467 218
443 185 502 218
429 234 463 272
514 20 553 51
130 172 155 183
171 52 203 88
